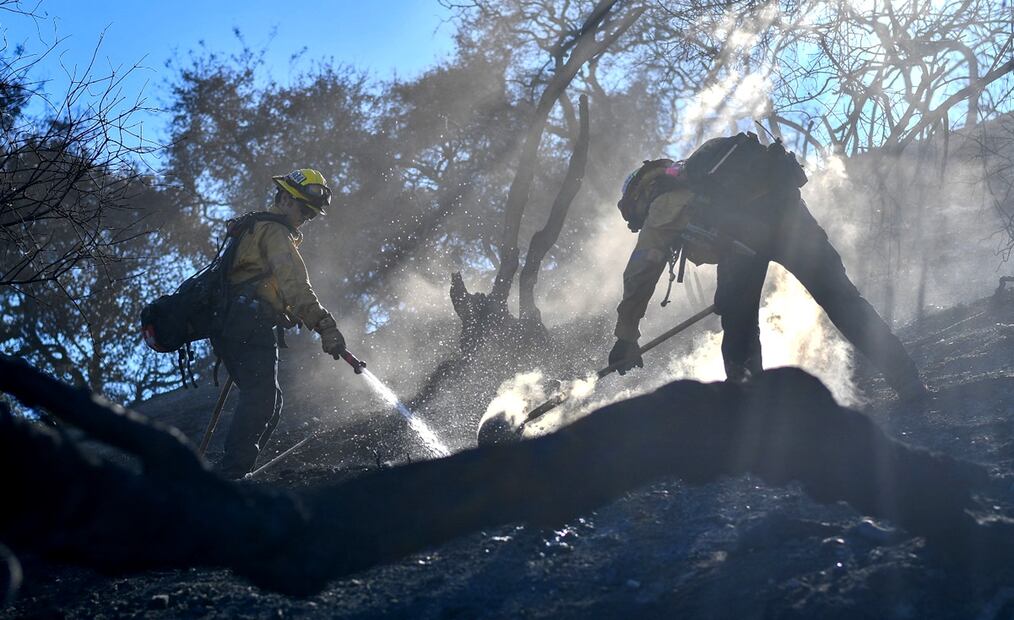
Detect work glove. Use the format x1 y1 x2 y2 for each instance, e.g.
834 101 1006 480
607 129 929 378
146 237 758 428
609 338 643 376
316 315 346 360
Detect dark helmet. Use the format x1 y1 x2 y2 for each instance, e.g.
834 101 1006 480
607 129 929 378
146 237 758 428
617 158 684 232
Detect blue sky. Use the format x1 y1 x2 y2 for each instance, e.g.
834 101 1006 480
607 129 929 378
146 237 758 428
8 0 456 141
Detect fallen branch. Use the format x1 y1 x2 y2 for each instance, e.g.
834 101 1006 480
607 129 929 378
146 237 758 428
1 355 1009 598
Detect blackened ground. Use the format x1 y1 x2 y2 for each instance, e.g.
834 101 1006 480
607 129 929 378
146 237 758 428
5 292 1014 619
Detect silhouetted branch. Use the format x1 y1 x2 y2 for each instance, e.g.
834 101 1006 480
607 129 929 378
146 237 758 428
494 0 643 291
0 37 159 289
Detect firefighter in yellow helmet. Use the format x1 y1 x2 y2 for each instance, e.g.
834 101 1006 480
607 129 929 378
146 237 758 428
212 168 345 478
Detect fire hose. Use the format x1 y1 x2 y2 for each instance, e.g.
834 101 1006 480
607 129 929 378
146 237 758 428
244 348 367 478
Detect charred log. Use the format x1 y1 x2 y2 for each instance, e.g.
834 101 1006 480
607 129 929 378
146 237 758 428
0 543 19 607
0 355 305 579
1 355 1009 598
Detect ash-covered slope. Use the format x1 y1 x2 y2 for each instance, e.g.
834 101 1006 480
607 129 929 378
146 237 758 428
6 285 1014 620
877 284 1014 478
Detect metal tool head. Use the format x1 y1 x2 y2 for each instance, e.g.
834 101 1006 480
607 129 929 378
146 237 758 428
476 410 524 447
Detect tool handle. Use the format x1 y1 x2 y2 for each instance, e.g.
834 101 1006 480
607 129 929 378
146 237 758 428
596 303 716 378
522 304 717 429
340 350 366 374
522 392 570 423
199 377 234 456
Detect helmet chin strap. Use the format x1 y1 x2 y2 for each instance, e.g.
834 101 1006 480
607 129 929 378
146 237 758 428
279 196 307 227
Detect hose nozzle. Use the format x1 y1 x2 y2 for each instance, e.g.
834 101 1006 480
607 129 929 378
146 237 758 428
340 350 366 374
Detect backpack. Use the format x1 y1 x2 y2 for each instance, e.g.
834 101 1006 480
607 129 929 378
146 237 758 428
617 132 808 232
681 131 808 204
140 212 295 382
619 133 808 307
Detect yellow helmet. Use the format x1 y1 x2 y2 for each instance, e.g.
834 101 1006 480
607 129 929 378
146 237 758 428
272 168 332 216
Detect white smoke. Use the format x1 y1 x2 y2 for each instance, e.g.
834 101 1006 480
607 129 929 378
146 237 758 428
516 269 862 437
480 370 547 429
533 202 638 325
757 267 862 406
478 370 599 432
683 70 773 135
679 3 783 143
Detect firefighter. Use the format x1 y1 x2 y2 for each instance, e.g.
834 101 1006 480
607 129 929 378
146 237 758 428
610 133 928 401
212 168 346 478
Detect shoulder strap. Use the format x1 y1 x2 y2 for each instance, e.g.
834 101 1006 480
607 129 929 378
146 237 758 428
683 134 745 182
213 212 297 302
219 212 299 272
226 211 298 239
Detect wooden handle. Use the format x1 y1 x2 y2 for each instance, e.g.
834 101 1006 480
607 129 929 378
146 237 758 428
521 304 717 428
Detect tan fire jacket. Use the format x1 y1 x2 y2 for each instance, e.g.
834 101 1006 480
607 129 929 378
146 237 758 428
615 187 695 341
227 209 332 331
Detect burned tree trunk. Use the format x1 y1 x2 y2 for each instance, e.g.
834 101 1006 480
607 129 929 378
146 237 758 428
519 94 591 324
407 268 549 415
411 4 644 415
3 354 1011 599
461 0 642 303
494 1 642 287
449 269 545 357
456 0 641 311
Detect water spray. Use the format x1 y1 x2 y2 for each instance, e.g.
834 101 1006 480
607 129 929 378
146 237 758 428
247 348 449 479
359 369 450 458
339 347 449 457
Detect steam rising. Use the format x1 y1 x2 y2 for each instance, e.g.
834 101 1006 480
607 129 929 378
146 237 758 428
480 371 546 429
758 268 861 406
479 371 599 432
488 263 864 439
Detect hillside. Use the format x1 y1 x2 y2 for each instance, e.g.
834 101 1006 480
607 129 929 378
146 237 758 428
4 281 1014 620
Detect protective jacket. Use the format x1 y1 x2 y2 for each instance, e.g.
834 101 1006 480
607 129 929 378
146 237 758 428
211 205 337 477
615 187 694 341
227 206 332 332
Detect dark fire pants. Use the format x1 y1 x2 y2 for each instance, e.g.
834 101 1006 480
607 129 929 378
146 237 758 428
211 296 282 474
713 193 921 392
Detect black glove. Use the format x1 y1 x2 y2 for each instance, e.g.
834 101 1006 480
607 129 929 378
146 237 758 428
608 338 643 375
316 316 346 360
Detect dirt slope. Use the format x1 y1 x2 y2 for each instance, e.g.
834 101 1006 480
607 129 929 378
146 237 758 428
5 287 1014 619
